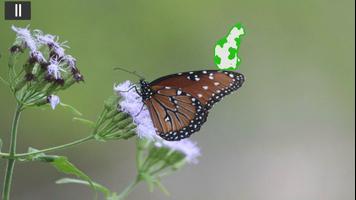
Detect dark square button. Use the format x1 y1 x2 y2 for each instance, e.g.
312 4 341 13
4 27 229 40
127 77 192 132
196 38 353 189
5 1 31 20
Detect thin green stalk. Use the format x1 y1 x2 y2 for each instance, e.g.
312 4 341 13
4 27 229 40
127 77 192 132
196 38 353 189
14 135 94 158
0 75 9 86
117 177 141 200
135 139 145 170
2 103 22 200
0 135 94 159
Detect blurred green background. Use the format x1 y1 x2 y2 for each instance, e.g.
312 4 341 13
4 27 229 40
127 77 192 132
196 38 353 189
0 0 354 199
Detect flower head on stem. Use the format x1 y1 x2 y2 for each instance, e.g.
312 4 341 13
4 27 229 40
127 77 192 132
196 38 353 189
9 26 84 109
114 80 157 141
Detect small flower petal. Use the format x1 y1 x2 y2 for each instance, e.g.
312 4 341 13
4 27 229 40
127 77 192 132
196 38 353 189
47 95 60 110
30 50 46 63
11 25 37 52
157 139 201 164
64 55 77 70
35 31 67 58
47 58 64 79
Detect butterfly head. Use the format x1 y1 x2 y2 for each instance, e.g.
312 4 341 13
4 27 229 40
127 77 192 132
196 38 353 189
139 79 153 100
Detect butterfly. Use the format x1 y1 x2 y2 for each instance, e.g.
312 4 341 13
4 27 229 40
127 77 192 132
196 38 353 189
135 70 245 141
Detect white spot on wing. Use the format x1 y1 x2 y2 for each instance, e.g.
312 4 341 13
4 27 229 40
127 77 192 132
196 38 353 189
165 116 170 122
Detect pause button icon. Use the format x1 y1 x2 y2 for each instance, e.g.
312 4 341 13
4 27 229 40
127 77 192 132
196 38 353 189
15 3 22 17
4 1 31 20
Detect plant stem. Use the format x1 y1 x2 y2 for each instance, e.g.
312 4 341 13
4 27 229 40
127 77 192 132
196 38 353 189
0 135 94 159
15 135 94 158
2 103 22 200
117 177 141 200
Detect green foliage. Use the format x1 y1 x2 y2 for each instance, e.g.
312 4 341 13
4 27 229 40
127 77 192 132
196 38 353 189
51 157 94 188
56 178 119 200
93 96 136 141
135 139 187 195
24 147 97 195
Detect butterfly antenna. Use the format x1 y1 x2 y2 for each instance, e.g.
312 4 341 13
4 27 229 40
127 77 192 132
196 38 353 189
114 67 145 80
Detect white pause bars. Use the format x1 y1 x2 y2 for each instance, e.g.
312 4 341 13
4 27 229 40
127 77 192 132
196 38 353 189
15 3 22 17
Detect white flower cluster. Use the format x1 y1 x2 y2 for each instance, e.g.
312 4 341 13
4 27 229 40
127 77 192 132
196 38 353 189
11 25 84 110
12 26 80 77
114 81 201 163
114 81 157 140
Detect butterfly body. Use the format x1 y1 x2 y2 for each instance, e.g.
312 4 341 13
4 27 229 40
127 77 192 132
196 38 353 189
139 70 244 141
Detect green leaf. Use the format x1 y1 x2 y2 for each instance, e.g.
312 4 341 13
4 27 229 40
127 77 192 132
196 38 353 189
51 156 100 198
51 156 94 189
0 138 2 152
56 178 119 200
56 178 112 198
25 148 97 196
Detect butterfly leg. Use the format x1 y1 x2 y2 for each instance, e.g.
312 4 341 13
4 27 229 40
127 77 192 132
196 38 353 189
134 86 142 96
134 103 145 117
116 85 136 93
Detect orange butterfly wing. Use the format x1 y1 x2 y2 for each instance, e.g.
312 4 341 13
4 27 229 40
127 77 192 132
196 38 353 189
144 87 208 141
150 70 244 109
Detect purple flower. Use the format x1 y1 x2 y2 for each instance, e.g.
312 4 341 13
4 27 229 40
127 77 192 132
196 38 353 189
64 55 77 70
35 31 67 58
11 25 37 52
47 58 64 80
114 81 157 140
29 50 47 64
47 95 60 110
11 26 47 63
